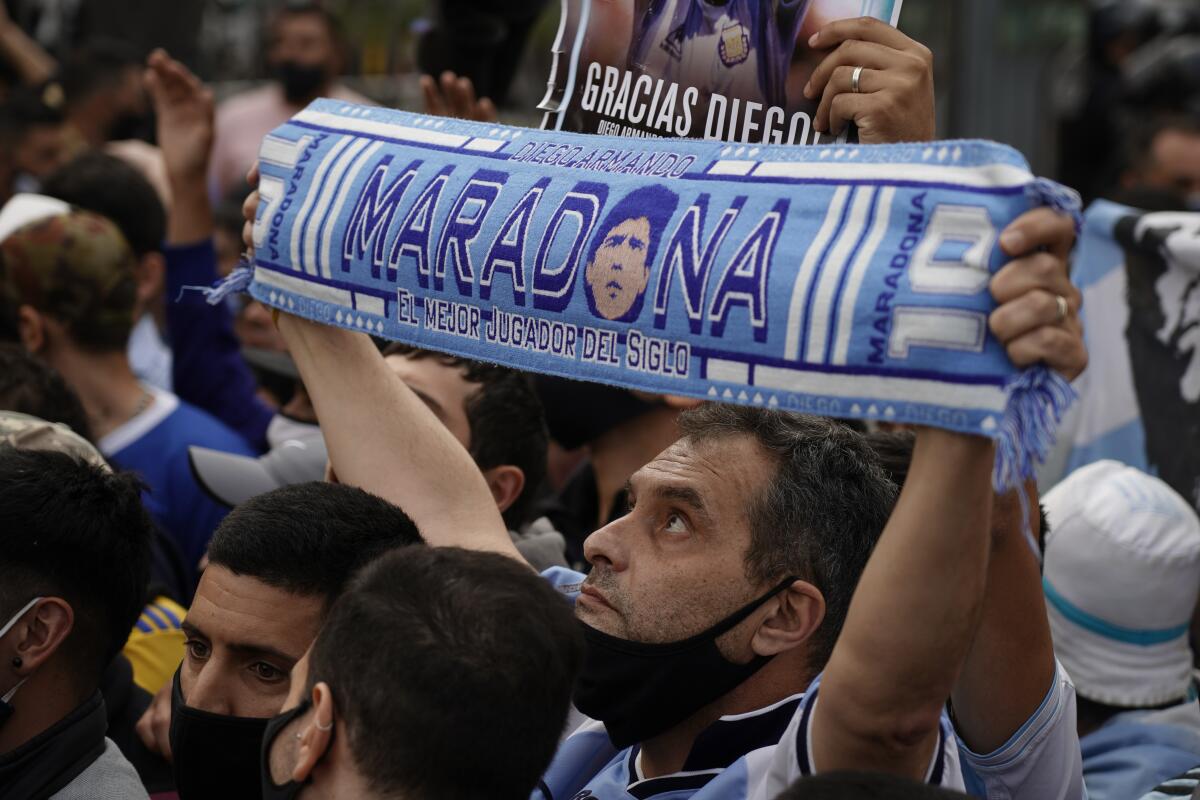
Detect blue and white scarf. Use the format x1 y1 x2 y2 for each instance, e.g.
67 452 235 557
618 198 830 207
218 99 1078 490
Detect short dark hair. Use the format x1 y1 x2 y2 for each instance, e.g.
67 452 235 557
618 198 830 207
0 86 64 146
56 41 143 111
0 448 152 691
42 151 166 259
774 771 971 799
678 406 897 673
307 546 583 800
382 344 548 529
0 343 92 440
269 3 344 48
206 482 424 613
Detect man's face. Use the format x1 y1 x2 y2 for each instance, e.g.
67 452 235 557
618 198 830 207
180 565 324 718
1144 129 1200 198
265 650 313 788
384 354 476 449
12 124 66 179
268 13 338 75
585 216 652 320
579 434 774 645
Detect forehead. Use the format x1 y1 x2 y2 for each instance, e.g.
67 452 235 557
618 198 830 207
632 433 774 521
608 216 651 237
188 565 322 661
385 354 476 412
274 13 333 44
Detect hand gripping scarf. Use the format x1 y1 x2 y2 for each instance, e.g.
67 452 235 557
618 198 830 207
213 99 1080 493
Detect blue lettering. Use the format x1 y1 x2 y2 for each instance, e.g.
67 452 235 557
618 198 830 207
435 169 507 295
532 182 609 312
480 178 549 307
341 156 421 277
386 166 453 289
708 199 786 342
653 194 743 333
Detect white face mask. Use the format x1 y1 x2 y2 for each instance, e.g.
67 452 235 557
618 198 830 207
0 597 43 707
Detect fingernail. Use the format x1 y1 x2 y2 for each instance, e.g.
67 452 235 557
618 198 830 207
809 33 819 46
999 230 1026 254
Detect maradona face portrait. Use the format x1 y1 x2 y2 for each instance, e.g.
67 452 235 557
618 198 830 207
583 185 679 323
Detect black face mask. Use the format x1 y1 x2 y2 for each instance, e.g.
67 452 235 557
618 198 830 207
275 61 329 105
107 108 152 142
169 668 271 800
573 577 797 748
261 698 315 800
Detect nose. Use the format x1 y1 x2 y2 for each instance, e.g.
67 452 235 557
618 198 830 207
582 516 631 572
183 660 233 716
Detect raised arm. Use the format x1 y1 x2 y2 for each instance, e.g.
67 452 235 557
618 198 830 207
0 6 55 86
148 49 275 450
275 314 520 560
950 209 1086 797
813 206 1088 780
813 427 995 779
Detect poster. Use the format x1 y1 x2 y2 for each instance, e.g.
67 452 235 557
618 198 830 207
538 0 903 145
1064 201 1200 512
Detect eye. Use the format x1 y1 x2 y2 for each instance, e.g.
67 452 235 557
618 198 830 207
184 639 210 660
664 513 689 534
629 237 645 251
251 662 286 683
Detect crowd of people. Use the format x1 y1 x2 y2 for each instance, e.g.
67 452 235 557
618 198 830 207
0 2 1199 800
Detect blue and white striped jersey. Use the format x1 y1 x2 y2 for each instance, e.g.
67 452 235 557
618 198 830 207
539 567 1083 800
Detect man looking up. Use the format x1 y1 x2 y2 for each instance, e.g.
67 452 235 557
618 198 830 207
0 445 153 799
135 481 424 800
260 198 1086 798
261 546 583 799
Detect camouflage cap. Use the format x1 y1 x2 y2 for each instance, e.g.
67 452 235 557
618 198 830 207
0 209 137 351
0 410 110 471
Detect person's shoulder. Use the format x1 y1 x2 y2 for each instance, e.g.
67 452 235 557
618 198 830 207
160 397 256 456
51 738 149 800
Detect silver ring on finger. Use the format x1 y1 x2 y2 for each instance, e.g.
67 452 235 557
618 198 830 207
851 65 864 93
1054 294 1069 324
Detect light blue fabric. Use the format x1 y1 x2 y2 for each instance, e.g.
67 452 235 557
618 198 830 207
1043 578 1192 646
1083 713 1200 800
232 100 1078 489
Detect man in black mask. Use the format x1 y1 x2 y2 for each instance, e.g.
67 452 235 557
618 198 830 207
135 482 422 799
0 444 152 799
260 546 581 799
210 3 371 199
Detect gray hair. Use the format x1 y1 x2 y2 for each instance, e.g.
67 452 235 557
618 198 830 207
678 405 897 672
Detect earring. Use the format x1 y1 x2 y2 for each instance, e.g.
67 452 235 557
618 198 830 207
11 657 21 668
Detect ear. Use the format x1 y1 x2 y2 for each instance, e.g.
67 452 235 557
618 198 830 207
584 256 597 284
661 394 704 410
292 682 336 783
12 598 74 674
133 252 166 309
16 305 45 353
749 580 825 658
481 464 525 517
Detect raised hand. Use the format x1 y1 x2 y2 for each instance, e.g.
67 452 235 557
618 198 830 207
420 70 498 122
145 49 214 186
989 208 1087 380
803 17 935 144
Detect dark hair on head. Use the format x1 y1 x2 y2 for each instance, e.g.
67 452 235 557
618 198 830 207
863 429 916 488
42 151 166 259
1112 113 1200 192
307 546 583 800
774 770 971 799
864 429 1051 563
381 344 548 529
678 405 897 674
0 447 152 694
269 3 345 49
0 86 64 145
56 40 143 110
0 344 92 440
206 482 424 612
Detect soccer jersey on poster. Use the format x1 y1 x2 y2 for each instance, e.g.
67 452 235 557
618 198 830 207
628 0 811 110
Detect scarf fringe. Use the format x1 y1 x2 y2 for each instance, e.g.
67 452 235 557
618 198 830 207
197 262 254 306
993 366 1075 492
